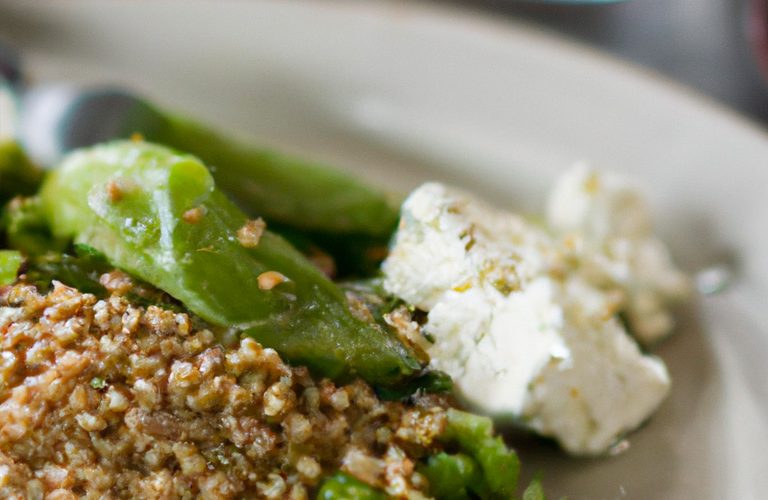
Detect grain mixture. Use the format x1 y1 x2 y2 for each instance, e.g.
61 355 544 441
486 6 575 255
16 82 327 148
0 274 451 499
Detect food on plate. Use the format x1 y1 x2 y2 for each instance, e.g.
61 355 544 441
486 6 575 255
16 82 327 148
547 165 690 345
40 141 419 386
0 83 688 497
0 139 529 499
0 278 514 498
382 170 688 454
20 85 400 277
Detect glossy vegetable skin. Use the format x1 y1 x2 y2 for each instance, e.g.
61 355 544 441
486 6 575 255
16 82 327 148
160 113 400 238
420 452 483 500
423 409 521 499
40 141 421 385
48 89 400 237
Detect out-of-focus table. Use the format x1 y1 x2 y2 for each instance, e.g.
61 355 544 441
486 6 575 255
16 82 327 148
443 0 768 127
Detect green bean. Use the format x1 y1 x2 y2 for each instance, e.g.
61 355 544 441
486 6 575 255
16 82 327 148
40 140 421 385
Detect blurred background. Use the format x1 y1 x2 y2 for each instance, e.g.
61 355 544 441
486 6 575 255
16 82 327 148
439 0 768 125
3 0 768 126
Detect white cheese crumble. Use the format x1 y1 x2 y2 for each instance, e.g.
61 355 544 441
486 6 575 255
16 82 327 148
547 165 690 345
382 171 686 455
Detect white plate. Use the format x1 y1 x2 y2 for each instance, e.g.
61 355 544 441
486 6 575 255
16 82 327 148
1 1 766 498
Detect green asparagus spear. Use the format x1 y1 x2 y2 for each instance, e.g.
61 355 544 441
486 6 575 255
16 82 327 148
39 140 420 385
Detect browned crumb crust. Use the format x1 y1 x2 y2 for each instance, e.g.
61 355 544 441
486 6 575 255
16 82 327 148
0 276 450 499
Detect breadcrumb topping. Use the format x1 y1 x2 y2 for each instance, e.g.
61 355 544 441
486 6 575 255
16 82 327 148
237 219 266 248
0 280 450 499
105 180 124 203
257 271 287 291
182 207 206 224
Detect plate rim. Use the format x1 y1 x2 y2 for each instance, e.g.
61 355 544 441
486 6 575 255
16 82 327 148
325 0 768 142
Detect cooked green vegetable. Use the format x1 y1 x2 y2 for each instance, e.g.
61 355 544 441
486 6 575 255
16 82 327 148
2 196 65 255
158 114 400 237
316 473 387 500
47 89 400 237
318 411 524 500
274 223 389 278
0 141 44 206
340 278 406 321
420 452 483 500
375 370 453 401
0 249 22 285
23 249 109 296
22 245 183 311
0 142 53 254
439 409 520 498
522 476 545 500
40 141 421 385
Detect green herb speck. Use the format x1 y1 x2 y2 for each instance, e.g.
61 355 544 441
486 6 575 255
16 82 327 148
90 377 107 390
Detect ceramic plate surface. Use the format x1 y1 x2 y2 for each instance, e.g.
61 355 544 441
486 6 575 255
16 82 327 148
0 1 766 498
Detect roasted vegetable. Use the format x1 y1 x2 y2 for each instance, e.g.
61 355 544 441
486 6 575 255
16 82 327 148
40 141 421 385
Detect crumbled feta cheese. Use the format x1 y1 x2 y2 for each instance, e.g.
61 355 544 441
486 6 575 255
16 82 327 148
547 164 690 345
383 177 679 455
